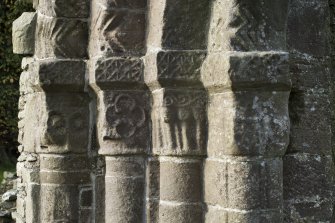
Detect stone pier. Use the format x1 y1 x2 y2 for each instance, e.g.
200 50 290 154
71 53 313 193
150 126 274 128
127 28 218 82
12 0 335 222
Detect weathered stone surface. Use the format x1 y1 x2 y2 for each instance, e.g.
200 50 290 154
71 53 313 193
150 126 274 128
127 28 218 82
90 57 144 89
208 0 289 51
202 52 290 90
158 203 203 223
38 94 89 154
152 89 207 156
38 0 89 18
290 56 331 92
2 190 17 202
37 60 86 92
204 158 282 210
40 185 80 222
96 0 147 9
146 0 210 50
145 51 206 86
289 91 331 154
283 154 334 222
12 0 335 221
160 158 202 202
97 91 149 155
105 157 145 223
90 3 146 57
208 91 290 157
35 15 88 59
287 0 330 56
12 12 37 55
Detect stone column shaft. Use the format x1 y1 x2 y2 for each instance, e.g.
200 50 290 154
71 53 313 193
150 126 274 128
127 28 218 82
89 0 149 222
145 0 210 222
202 0 290 222
14 0 92 222
284 0 335 221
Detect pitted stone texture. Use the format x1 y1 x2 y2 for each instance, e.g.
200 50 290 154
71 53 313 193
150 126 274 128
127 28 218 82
158 203 203 223
152 89 207 156
204 158 283 210
288 0 330 56
35 15 88 59
208 0 289 52
38 0 89 18
145 51 206 86
37 93 90 154
146 0 210 50
205 207 283 223
283 154 335 222
90 57 144 89
12 12 37 55
208 91 290 157
202 52 290 90
288 90 331 154
160 158 202 203
40 185 80 222
146 158 160 223
97 91 149 155
105 157 145 223
37 60 86 92
90 3 146 57
290 56 331 92
20 93 41 152
99 0 146 9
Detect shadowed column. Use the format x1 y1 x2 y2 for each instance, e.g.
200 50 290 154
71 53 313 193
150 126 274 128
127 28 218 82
202 0 290 222
13 0 92 222
89 0 149 222
145 0 210 222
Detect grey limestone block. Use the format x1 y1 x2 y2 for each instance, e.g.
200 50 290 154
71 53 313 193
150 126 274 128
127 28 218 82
20 93 41 153
38 154 91 222
94 174 105 223
25 184 40 223
97 90 150 155
37 60 86 92
35 15 88 59
201 52 291 91
288 90 332 155
289 55 330 92
12 12 37 55
159 157 202 203
146 157 160 223
158 203 203 223
207 91 290 157
146 0 210 50
145 51 207 87
90 57 144 89
38 0 90 18
283 153 335 222
287 0 330 56
96 0 147 9
37 93 90 154
208 0 289 52
105 156 145 223
204 157 283 211
39 184 81 222
90 2 146 57
226 210 283 223
151 89 207 156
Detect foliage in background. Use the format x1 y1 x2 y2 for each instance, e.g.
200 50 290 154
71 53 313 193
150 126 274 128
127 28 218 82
0 0 33 161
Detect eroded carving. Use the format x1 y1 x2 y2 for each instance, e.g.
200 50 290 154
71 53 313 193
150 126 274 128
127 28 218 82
105 94 146 140
98 91 149 154
152 90 207 155
95 58 143 83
